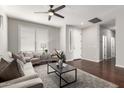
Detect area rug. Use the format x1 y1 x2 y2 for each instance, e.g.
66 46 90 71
34 64 118 88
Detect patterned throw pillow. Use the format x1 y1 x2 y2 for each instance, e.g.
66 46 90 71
0 58 10 74
12 53 26 64
0 58 24 82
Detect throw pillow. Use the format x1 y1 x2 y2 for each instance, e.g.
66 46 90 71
0 53 14 74
24 57 31 62
12 53 26 64
7 51 12 58
0 58 10 74
0 58 24 82
16 59 25 76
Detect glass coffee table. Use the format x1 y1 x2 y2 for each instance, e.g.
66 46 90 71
47 63 77 88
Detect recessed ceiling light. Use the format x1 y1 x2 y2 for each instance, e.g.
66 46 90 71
81 22 84 25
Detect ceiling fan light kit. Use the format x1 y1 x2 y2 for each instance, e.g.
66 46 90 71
34 5 65 21
48 12 54 16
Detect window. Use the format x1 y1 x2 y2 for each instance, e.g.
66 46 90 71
18 25 49 52
36 28 48 51
19 25 35 51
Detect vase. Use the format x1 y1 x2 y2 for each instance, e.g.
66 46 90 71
58 59 63 68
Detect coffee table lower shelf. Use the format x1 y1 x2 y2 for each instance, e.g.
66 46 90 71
47 63 77 88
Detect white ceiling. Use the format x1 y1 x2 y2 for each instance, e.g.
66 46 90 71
0 5 121 27
101 19 115 30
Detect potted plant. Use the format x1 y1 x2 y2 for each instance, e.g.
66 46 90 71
55 49 66 68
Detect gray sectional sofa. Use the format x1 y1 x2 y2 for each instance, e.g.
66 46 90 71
0 53 43 88
21 51 58 65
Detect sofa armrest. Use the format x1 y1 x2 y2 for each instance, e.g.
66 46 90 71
4 78 43 88
0 74 39 88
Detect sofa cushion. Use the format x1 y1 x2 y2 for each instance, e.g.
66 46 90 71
51 56 58 60
23 51 34 58
4 78 43 88
24 57 31 62
12 53 26 64
0 58 24 82
40 53 51 60
33 52 41 58
31 58 40 63
0 74 39 87
23 62 36 76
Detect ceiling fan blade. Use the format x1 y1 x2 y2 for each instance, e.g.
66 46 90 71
50 5 54 9
34 12 48 13
54 13 64 18
48 15 52 21
54 5 65 12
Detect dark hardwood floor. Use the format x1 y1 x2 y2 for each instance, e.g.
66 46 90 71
67 58 124 88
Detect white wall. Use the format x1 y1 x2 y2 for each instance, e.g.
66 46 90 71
60 24 100 62
0 9 8 55
81 25 100 62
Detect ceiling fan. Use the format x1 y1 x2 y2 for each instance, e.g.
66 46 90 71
34 5 65 21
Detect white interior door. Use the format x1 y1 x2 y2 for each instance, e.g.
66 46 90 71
111 37 115 58
71 29 81 59
102 35 107 59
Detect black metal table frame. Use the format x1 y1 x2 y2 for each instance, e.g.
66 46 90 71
47 63 77 88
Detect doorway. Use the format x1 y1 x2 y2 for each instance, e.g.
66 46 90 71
69 28 81 60
102 35 107 59
111 36 116 58
100 19 116 61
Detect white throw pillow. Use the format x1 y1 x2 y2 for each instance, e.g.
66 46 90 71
16 59 25 76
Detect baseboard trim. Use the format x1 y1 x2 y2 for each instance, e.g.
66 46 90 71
116 64 124 68
66 59 73 61
66 58 101 63
66 58 82 62
81 58 100 63
80 58 100 63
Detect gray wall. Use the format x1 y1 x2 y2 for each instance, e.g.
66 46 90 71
94 6 124 67
99 26 115 60
116 8 124 67
8 17 60 53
